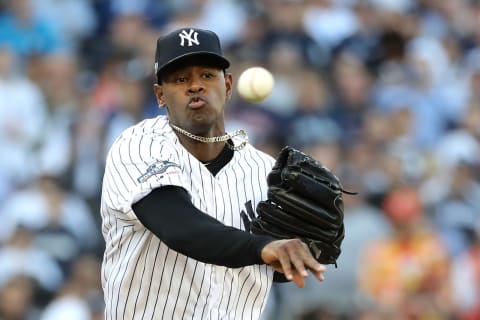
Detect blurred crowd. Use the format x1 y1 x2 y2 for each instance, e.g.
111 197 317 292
0 0 479 319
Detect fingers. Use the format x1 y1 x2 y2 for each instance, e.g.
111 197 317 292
288 248 310 279
275 250 306 287
261 239 327 287
311 269 326 282
293 242 324 276
275 247 294 280
290 270 306 288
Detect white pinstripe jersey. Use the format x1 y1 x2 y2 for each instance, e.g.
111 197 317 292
100 115 276 320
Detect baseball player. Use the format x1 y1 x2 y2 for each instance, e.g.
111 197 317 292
100 27 326 320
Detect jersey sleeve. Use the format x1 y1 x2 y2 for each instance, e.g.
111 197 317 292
102 131 187 216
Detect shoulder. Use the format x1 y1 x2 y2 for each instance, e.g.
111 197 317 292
106 116 176 159
111 115 170 142
242 144 276 168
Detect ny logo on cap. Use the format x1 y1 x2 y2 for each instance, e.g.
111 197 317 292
179 29 199 47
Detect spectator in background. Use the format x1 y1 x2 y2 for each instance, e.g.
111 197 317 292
225 12 271 63
426 100 480 257
31 52 82 183
69 85 108 204
451 232 480 320
430 161 480 258
467 64 480 103
160 0 247 47
330 53 373 146
261 41 306 115
345 119 394 204
302 0 359 55
285 69 342 172
40 255 103 320
358 186 453 318
39 280 92 320
31 0 97 52
0 175 101 260
373 35 451 150
0 0 64 62
333 1 384 70
0 225 63 297
102 55 151 150
286 68 337 151
407 35 468 130
261 0 326 69
0 45 48 191
0 274 40 320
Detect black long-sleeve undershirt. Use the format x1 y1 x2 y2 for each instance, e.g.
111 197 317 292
132 185 276 268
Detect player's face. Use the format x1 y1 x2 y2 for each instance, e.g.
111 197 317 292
154 62 232 136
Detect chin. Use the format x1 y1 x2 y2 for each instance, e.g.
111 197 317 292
188 118 213 135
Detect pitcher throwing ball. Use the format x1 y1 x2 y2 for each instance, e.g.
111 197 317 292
100 27 333 320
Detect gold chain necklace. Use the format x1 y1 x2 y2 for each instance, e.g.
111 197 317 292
169 122 248 151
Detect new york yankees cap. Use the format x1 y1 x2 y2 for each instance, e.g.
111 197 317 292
154 28 230 79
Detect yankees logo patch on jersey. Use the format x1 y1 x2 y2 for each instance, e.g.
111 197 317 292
136 160 180 183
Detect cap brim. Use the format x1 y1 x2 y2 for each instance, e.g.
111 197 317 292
156 52 230 77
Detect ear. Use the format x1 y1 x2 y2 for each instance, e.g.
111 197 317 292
225 72 233 101
153 84 166 108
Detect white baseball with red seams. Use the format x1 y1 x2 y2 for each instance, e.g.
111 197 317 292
237 67 274 103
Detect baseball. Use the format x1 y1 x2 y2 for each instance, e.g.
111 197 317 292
237 67 274 103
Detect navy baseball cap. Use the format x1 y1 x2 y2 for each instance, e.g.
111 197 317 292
154 28 230 79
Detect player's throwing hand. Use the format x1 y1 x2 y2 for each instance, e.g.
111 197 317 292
261 239 326 288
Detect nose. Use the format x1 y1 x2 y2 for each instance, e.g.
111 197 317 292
188 77 204 94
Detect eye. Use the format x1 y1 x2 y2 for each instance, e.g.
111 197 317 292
202 72 215 79
176 76 187 83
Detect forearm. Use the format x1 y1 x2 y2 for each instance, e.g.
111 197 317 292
132 186 275 268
